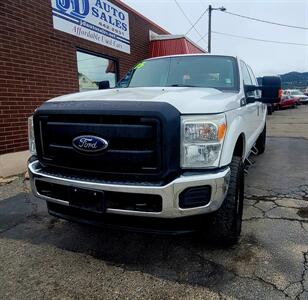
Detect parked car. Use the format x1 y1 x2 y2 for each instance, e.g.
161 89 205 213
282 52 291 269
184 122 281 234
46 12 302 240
283 89 308 105
277 95 297 109
28 54 281 247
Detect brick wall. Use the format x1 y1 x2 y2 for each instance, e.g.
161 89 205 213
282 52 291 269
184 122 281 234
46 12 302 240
0 0 168 155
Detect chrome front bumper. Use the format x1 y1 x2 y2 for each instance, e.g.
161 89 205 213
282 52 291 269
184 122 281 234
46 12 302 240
28 160 230 219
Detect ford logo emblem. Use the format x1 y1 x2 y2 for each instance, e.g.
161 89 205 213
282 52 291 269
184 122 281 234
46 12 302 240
72 135 108 153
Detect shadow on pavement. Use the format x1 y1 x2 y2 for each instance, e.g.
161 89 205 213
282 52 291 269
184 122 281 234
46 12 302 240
0 191 249 290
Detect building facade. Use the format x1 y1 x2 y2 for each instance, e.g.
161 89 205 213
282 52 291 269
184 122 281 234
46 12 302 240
0 0 171 156
0 0 205 176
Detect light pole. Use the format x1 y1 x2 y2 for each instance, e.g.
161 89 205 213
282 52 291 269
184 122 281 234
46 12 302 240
208 5 226 53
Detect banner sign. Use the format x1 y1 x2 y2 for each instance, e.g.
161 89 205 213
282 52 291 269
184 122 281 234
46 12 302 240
51 0 130 54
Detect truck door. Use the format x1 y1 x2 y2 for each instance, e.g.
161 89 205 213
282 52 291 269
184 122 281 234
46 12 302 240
247 64 265 132
240 61 259 150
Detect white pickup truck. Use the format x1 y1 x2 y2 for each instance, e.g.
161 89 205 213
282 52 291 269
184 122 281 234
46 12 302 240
28 54 281 246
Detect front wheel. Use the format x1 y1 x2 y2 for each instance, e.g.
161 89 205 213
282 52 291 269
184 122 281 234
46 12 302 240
202 156 244 247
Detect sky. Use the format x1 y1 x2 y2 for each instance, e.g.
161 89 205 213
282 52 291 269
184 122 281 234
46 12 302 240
123 0 308 77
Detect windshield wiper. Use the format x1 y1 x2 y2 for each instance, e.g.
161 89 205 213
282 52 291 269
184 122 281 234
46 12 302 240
169 84 201 88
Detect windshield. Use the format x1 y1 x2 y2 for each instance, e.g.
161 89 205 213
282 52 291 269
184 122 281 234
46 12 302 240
122 56 239 91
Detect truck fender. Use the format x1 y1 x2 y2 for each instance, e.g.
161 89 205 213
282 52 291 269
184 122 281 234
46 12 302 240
220 115 245 166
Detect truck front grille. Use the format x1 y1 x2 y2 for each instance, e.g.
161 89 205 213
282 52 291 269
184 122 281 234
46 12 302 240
37 115 161 176
33 100 181 180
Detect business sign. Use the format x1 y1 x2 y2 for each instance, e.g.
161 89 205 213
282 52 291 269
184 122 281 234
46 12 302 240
51 0 130 53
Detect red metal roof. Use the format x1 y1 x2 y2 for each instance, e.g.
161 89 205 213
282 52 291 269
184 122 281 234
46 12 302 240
149 36 206 58
114 0 169 34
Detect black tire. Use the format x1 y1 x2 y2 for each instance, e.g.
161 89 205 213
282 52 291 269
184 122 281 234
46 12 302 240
203 156 244 247
255 124 266 155
267 105 273 115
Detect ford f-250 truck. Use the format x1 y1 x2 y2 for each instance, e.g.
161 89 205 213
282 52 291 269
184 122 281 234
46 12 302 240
28 54 281 246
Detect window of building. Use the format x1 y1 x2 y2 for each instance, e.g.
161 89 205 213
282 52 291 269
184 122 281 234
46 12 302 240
76 51 117 92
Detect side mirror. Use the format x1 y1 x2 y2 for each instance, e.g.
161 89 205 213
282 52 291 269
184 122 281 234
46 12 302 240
244 85 259 103
98 80 110 90
244 85 258 93
261 76 282 103
246 97 256 104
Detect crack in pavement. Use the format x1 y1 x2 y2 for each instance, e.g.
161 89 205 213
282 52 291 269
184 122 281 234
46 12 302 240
253 273 289 298
244 192 308 228
193 251 288 298
250 200 278 216
300 222 308 233
298 252 308 299
243 216 308 224
243 192 308 299
246 184 308 200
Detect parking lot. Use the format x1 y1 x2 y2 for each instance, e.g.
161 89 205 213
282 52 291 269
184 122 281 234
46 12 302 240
0 106 308 300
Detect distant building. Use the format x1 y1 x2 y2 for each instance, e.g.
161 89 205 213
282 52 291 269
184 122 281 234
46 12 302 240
78 73 98 91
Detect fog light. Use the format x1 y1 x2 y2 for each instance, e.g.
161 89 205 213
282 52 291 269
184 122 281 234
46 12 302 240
179 186 211 209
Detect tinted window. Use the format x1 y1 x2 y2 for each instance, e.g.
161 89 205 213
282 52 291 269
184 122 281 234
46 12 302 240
127 56 238 90
77 51 117 92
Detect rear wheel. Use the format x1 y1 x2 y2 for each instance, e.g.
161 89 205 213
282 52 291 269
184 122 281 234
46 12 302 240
255 124 266 155
267 105 273 115
203 156 244 247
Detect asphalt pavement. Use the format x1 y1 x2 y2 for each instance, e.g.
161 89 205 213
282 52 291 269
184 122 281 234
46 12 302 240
0 106 308 299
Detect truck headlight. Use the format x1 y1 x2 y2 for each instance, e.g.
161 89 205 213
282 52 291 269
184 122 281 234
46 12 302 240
181 114 227 168
28 116 37 156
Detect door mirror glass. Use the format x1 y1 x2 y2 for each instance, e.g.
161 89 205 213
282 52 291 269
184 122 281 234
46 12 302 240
244 84 257 93
246 96 256 104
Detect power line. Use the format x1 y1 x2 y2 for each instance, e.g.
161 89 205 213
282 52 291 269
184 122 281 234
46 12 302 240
196 32 208 43
213 31 308 46
221 11 308 30
173 0 207 44
186 8 208 35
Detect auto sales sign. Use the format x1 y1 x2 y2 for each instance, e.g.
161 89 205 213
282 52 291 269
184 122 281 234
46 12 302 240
51 0 130 53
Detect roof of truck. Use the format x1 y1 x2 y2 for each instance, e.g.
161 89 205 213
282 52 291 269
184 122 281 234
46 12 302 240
145 53 237 61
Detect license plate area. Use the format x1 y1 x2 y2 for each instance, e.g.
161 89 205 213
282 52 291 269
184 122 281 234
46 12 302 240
35 180 106 213
69 187 105 213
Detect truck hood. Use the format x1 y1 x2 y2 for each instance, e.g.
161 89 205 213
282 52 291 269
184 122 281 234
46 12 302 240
48 87 241 114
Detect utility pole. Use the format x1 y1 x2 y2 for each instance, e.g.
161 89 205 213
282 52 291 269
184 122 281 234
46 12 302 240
208 5 212 53
207 5 226 53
